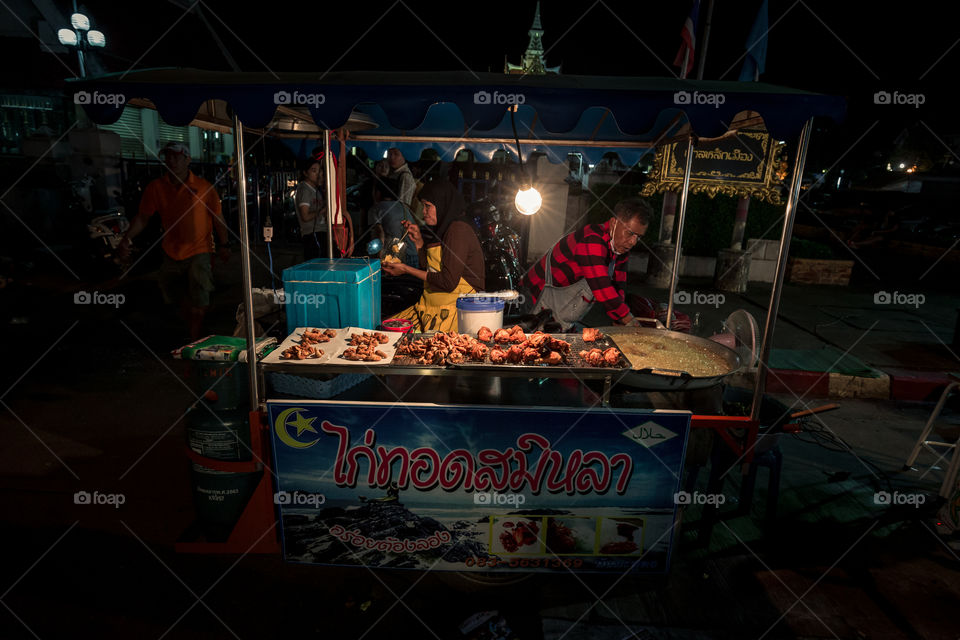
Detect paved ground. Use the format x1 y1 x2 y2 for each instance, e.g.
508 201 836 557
1 244 958 639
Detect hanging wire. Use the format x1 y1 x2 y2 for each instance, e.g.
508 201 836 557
509 105 525 175
267 241 276 292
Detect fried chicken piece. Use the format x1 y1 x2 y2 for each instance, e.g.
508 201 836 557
527 331 549 348
545 351 562 365
477 326 493 342
468 343 488 361
548 338 570 354
489 348 507 364
282 343 321 360
603 347 621 365
547 519 577 554
582 327 602 342
580 348 603 366
493 328 511 343
376 332 388 344
509 329 527 343
522 347 540 363
506 345 524 363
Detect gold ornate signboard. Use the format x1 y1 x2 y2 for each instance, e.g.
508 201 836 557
641 130 787 204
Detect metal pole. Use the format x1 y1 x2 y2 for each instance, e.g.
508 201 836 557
750 119 814 421
323 130 335 259
232 113 260 409
696 0 715 81
665 136 695 329
76 47 86 78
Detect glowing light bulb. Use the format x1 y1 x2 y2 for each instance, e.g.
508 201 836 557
515 186 542 215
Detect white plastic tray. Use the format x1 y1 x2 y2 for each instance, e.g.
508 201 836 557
326 327 403 365
260 327 341 365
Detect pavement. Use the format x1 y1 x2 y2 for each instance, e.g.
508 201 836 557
1 242 959 639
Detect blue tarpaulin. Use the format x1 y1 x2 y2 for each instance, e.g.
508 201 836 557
74 69 845 162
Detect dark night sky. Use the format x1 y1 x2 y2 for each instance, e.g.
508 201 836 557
9 1 958 168
67 1 953 92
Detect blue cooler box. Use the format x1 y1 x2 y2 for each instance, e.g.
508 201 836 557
283 258 381 333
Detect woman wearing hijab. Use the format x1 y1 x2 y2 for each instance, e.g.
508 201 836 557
381 180 485 331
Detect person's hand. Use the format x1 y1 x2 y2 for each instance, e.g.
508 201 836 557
402 220 423 249
217 245 231 263
381 260 407 276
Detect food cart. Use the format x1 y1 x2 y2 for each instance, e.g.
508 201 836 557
76 70 845 569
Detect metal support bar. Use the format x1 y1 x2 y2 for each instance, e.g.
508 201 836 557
232 113 260 409
751 119 814 422
324 129 335 258
665 136 695 329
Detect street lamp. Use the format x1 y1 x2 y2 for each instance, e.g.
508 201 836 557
57 11 105 78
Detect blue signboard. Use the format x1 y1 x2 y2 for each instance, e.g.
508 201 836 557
268 401 690 574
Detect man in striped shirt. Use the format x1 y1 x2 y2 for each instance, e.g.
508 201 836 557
522 198 652 326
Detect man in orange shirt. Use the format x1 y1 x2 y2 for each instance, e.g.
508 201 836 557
119 142 230 339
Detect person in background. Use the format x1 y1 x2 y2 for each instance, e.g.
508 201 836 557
296 157 328 259
521 197 652 331
381 180 484 331
118 141 230 339
367 175 419 268
387 148 418 220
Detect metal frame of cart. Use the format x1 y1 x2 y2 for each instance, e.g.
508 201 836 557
75 70 845 549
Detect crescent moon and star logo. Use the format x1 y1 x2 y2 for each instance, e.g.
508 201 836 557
275 407 321 449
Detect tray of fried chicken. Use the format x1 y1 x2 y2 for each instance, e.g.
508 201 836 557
393 330 492 366
329 328 404 365
392 325 628 370
260 327 338 364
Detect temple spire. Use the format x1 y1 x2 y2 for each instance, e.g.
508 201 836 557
504 2 561 75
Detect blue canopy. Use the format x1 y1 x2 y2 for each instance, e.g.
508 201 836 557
74 69 845 163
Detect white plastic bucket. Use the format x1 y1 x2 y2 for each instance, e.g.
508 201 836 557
457 296 505 336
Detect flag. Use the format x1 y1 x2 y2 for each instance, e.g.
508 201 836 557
673 0 701 78
739 0 769 82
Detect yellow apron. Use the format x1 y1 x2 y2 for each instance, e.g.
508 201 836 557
394 244 476 332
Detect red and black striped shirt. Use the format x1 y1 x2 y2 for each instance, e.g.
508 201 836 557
522 220 631 322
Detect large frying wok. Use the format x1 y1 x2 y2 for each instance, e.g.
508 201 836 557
604 326 742 391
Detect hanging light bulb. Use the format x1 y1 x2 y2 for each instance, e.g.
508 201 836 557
509 105 541 216
515 183 542 215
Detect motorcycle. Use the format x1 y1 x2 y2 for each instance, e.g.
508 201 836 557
69 176 131 271
468 198 524 293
